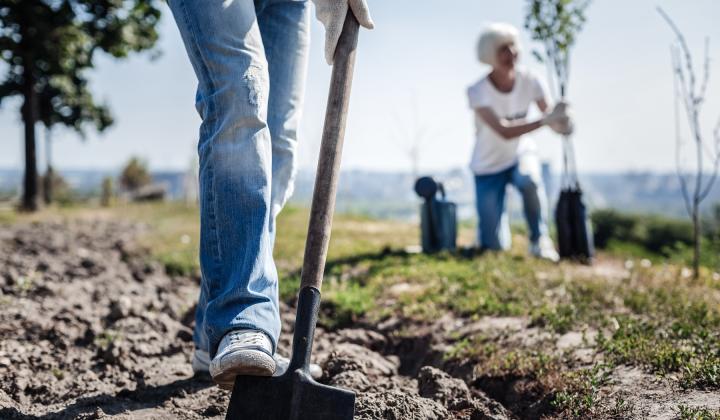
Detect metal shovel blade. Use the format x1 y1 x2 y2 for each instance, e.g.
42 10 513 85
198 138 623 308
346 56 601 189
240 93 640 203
227 371 355 420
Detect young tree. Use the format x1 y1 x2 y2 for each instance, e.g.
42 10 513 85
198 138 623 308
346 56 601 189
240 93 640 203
658 8 720 280
524 0 591 100
0 0 161 211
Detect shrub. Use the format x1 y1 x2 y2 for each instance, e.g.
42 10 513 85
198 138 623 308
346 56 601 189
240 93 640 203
591 209 693 255
119 157 151 192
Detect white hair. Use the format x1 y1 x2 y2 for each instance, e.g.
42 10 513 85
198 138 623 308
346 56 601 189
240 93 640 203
476 23 521 67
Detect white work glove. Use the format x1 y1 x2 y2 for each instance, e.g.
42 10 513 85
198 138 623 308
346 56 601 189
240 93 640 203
312 0 374 64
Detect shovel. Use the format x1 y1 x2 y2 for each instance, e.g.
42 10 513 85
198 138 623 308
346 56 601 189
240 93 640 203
226 10 361 420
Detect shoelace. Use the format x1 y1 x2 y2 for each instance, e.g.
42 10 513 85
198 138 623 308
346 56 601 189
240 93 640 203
229 331 268 348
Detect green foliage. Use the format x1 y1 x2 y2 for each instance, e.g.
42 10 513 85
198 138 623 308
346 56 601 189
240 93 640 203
552 363 612 417
592 209 693 253
119 156 151 191
158 251 198 277
597 291 720 389
591 208 720 269
678 405 720 420
320 282 375 330
0 0 162 210
525 0 591 97
0 0 161 133
680 357 720 389
94 330 120 349
40 167 73 205
531 303 576 334
488 349 558 378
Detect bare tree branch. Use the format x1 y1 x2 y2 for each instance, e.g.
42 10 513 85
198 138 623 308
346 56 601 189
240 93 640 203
673 47 693 218
658 8 699 102
697 37 711 105
660 6 717 279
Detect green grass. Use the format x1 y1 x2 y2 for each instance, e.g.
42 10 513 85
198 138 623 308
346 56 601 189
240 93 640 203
551 363 613 417
595 274 720 389
678 405 720 420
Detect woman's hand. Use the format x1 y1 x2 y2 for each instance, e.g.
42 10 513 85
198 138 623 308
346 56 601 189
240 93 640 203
550 119 574 136
542 102 569 125
312 0 374 64
543 102 574 136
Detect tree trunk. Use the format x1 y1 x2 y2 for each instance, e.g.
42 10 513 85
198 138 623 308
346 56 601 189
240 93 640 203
43 166 54 205
44 128 53 204
21 71 39 212
693 204 700 280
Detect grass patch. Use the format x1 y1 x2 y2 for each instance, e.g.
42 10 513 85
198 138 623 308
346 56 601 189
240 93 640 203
551 363 613 417
678 405 720 420
597 283 720 389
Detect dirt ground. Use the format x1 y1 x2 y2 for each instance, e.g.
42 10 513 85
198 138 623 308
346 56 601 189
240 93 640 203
0 218 718 419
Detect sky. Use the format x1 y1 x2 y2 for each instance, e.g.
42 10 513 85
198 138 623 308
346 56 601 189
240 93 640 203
1 0 720 174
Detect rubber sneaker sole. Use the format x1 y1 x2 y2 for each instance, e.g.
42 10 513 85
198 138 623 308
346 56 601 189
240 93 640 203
210 348 276 390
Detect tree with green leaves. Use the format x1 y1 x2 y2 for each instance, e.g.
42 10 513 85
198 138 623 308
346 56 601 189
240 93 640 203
119 156 151 192
0 0 162 211
524 0 591 100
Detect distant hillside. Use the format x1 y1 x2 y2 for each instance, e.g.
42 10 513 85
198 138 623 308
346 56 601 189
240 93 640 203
0 167 716 220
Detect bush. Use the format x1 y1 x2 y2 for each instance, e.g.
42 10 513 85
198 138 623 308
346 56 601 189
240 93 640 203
119 157 151 192
592 209 639 249
591 209 693 255
40 169 75 206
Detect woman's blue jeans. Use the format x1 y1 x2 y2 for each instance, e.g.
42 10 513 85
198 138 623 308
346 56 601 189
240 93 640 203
167 0 310 356
474 154 550 250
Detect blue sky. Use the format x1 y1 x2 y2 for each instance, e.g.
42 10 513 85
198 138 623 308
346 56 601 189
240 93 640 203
1 0 720 174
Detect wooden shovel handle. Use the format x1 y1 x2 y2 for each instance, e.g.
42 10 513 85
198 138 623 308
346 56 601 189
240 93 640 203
299 12 360 291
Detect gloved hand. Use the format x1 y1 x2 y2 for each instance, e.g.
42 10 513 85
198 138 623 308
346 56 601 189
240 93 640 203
312 0 374 64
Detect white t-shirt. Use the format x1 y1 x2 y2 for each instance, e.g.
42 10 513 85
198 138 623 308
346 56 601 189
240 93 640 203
467 68 547 175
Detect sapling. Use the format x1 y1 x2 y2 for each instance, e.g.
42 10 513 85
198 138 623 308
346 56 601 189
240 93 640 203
658 7 720 280
525 0 590 183
524 0 591 101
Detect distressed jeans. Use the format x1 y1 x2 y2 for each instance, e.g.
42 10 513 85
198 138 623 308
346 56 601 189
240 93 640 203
167 0 310 356
474 153 550 250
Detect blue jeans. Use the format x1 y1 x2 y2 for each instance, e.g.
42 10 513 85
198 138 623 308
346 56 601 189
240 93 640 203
167 0 310 357
474 154 550 250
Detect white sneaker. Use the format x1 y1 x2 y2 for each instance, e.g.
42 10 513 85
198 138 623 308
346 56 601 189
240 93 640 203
529 236 560 263
193 347 323 388
209 329 276 388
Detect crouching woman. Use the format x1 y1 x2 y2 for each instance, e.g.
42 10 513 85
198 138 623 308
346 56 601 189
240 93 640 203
467 23 572 261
